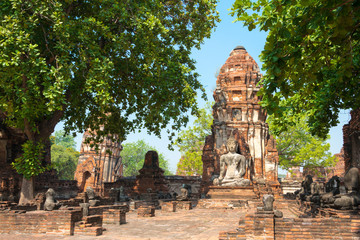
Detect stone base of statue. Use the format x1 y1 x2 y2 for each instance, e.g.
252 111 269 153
198 186 258 209
207 186 257 199
214 177 251 187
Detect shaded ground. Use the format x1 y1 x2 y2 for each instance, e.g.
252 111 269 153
0 208 246 240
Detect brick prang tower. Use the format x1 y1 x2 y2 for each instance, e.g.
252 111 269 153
201 46 279 193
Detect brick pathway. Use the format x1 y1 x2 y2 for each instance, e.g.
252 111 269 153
0 208 246 240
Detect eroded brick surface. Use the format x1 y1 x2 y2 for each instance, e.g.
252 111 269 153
343 108 360 171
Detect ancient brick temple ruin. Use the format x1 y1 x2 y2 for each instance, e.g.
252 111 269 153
343 108 360 171
0 121 78 201
0 123 27 202
201 46 279 194
74 128 123 194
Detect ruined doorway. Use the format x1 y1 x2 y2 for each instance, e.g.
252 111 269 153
79 171 92 192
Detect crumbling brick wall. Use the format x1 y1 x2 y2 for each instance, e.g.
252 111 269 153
343 108 360 172
103 175 201 198
274 217 360 239
0 209 82 235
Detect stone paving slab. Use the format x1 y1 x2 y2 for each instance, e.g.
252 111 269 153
0 208 246 240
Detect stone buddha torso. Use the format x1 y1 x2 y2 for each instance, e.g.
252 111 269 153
216 137 250 187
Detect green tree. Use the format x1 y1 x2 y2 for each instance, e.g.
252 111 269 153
175 102 212 176
53 130 76 149
50 130 79 180
0 0 219 204
121 140 171 176
51 145 79 180
231 0 360 138
268 114 336 173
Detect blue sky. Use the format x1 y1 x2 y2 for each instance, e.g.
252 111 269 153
56 1 349 174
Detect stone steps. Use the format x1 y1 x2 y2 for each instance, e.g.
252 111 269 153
74 214 103 236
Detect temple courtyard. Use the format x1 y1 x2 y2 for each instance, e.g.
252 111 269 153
0 207 298 240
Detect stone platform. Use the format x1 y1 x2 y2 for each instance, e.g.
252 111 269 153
206 186 257 200
198 186 258 209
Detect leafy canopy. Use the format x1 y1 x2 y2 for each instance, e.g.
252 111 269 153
121 139 171 177
0 0 219 177
175 102 212 176
232 0 360 138
11 140 51 179
51 130 79 180
53 130 76 149
268 113 336 171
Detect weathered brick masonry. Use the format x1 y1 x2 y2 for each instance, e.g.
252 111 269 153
274 217 360 239
0 209 81 235
220 210 360 240
0 205 127 236
343 108 360 171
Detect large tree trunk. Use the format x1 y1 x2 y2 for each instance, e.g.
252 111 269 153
19 176 34 205
18 111 64 204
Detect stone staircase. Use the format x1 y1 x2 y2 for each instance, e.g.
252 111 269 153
74 215 103 236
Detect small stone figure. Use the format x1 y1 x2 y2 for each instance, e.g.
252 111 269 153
119 186 129 202
176 184 191 201
274 210 283 218
308 182 325 204
214 135 250 187
333 167 360 210
297 175 313 201
34 192 46 210
79 203 90 217
86 187 99 207
263 194 274 211
325 176 340 194
44 188 60 211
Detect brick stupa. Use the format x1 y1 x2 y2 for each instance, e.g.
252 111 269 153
201 46 280 194
132 151 168 196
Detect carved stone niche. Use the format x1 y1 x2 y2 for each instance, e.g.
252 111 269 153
232 109 242 121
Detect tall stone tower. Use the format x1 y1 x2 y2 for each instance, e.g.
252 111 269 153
201 46 279 193
74 128 123 193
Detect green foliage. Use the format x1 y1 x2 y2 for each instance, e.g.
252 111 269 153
121 139 171 176
232 0 360 138
11 140 51 179
268 114 336 171
53 130 76 149
175 102 213 175
0 0 219 178
51 130 79 180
